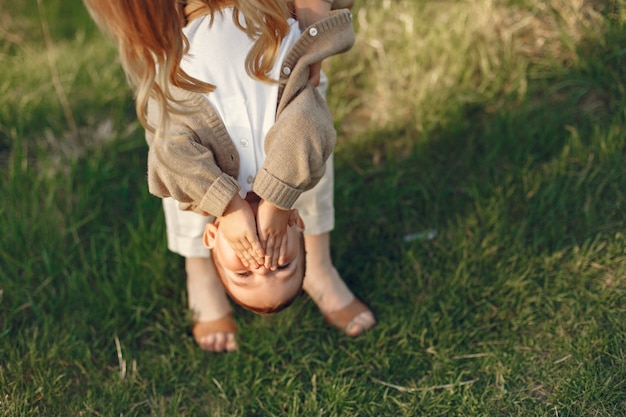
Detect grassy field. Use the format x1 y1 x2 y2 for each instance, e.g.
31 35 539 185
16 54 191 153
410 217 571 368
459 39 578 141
1 0 625 415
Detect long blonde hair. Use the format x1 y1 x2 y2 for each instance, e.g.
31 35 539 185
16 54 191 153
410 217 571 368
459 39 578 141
84 0 290 140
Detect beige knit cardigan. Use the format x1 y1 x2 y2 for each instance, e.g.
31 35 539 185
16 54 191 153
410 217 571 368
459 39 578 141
145 10 355 217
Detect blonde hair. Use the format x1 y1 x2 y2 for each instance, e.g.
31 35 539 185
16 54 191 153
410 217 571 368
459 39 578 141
84 0 290 143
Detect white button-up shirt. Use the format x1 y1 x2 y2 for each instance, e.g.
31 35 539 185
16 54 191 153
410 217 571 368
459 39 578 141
181 8 301 197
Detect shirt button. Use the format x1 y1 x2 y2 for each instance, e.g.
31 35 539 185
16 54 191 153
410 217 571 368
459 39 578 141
309 27 318 36
240 139 249 147
282 66 291 76
246 175 254 184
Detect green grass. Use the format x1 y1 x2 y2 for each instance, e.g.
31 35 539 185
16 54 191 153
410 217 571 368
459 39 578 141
1 0 625 415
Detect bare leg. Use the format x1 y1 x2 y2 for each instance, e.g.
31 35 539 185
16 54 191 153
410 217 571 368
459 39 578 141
186 257 237 351
302 233 376 336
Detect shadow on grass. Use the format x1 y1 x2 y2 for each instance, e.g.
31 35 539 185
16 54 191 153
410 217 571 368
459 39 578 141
319 17 626 413
333 7 625 284
330 7 625 361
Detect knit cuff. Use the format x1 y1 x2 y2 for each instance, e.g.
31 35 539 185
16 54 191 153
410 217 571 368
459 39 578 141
253 169 302 210
198 173 240 216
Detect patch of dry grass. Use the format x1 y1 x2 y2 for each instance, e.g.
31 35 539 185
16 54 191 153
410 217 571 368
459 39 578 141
327 0 608 136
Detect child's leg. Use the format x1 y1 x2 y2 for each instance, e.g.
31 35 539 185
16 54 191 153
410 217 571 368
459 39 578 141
297 72 375 335
163 198 236 351
302 233 376 336
185 257 237 352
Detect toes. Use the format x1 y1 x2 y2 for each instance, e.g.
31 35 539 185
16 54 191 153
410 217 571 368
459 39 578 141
198 332 237 352
345 311 376 337
198 333 217 351
213 332 227 351
225 334 238 352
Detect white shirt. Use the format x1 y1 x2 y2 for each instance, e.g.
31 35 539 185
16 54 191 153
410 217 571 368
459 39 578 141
181 8 301 197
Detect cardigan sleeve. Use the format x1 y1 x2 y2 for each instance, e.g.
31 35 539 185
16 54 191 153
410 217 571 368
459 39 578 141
252 84 335 210
252 10 355 210
145 97 241 217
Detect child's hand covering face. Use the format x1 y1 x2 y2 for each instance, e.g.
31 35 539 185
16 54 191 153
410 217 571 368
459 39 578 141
256 200 304 270
203 204 305 313
219 194 265 268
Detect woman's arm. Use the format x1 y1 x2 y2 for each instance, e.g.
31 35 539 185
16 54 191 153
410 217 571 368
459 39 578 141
293 0 332 30
292 0 354 85
253 9 354 210
292 0 332 86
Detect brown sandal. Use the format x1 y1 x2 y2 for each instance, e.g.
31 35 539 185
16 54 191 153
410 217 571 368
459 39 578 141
324 298 376 337
192 314 238 351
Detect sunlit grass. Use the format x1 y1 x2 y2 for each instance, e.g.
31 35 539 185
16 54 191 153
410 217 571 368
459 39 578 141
327 0 610 136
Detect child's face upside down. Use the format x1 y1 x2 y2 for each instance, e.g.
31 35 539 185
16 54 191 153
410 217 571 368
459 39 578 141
204 205 305 314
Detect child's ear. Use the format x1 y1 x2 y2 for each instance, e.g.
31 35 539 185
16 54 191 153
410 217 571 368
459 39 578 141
203 222 218 249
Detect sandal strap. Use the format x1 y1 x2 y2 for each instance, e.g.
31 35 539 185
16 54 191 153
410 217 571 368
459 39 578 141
324 298 370 331
192 314 237 343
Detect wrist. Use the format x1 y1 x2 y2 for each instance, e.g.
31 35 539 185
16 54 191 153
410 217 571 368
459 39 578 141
294 0 332 29
260 199 287 213
224 194 246 216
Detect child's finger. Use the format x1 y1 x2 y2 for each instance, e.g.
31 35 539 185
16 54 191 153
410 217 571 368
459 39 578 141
230 241 251 267
230 237 260 268
257 231 269 257
242 233 264 264
261 234 277 270
263 234 275 270
247 236 265 266
269 235 284 270
277 234 288 267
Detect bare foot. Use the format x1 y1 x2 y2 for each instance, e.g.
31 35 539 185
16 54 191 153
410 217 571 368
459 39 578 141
186 257 237 351
302 234 376 336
